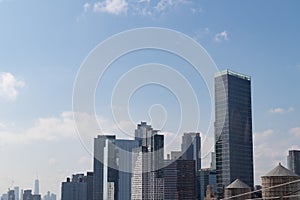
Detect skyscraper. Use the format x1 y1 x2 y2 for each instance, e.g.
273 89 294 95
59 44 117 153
23 190 33 200
163 159 196 200
131 122 164 200
115 140 139 200
31 195 41 200
210 152 216 170
93 135 118 200
20 189 23 200
43 191 56 200
14 187 19 200
34 179 39 195
287 150 300 175
1 194 8 200
8 190 15 200
214 69 254 197
198 168 217 200
181 132 201 171
93 135 138 200
84 172 93 200
61 174 87 200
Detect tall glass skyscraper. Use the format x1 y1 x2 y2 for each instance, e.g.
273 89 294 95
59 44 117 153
287 150 300 175
93 135 138 200
181 132 201 171
131 122 164 200
214 70 254 197
115 140 139 200
34 179 39 195
93 135 119 200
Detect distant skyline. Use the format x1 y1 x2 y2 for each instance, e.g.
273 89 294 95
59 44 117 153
1 0 300 196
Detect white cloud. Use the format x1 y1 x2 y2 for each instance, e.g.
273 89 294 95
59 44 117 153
84 0 192 16
83 3 91 12
136 0 191 16
93 0 128 15
290 127 300 137
138 0 151 3
0 122 7 129
0 112 134 146
269 107 294 114
253 129 284 184
191 7 204 14
254 129 274 141
155 0 170 12
155 0 189 13
0 72 25 101
0 112 76 145
253 128 300 184
193 27 210 41
214 31 229 42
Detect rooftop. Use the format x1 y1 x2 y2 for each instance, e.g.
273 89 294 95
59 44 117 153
215 69 251 81
263 163 298 177
226 179 251 189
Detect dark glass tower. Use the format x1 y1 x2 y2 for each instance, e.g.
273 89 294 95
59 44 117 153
287 150 300 175
214 70 254 197
93 135 118 200
163 160 196 200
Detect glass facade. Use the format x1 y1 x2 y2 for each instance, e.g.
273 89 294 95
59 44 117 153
287 150 300 175
163 160 196 200
115 140 139 200
131 122 164 200
61 174 87 200
181 132 201 171
198 169 216 200
214 70 254 198
93 136 138 200
93 135 118 200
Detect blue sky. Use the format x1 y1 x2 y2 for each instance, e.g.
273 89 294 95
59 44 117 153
1 0 300 196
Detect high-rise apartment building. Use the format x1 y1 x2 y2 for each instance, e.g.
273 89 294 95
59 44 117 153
214 70 254 197
287 150 300 175
131 122 164 200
